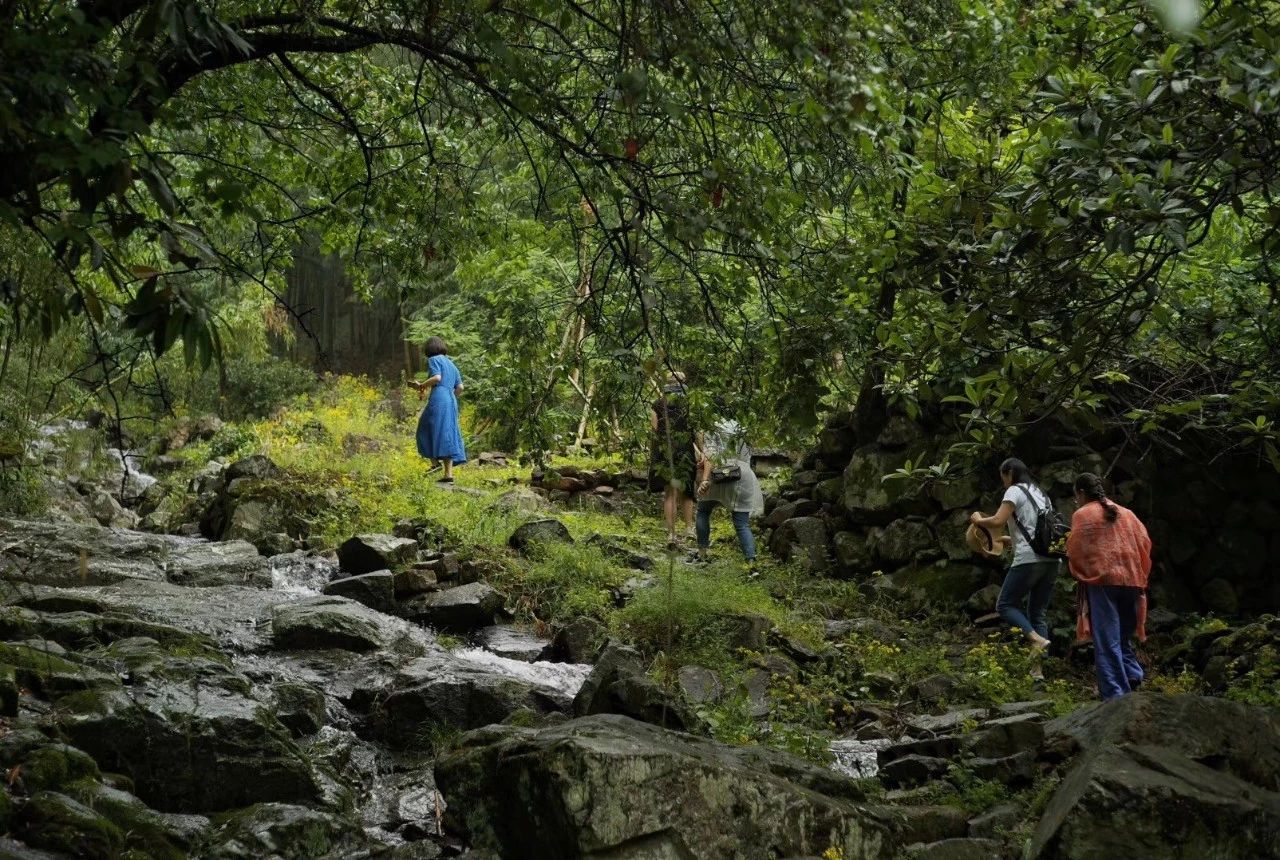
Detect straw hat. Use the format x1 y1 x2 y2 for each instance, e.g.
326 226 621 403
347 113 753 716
966 523 1008 559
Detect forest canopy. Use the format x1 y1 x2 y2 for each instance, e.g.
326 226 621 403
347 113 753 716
1 0 1277 467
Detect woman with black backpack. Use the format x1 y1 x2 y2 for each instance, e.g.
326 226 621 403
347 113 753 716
970 458 1064 675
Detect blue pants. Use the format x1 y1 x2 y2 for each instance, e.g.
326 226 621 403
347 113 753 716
1086 584 1145 700
997 561 1059 639
695 501 756 561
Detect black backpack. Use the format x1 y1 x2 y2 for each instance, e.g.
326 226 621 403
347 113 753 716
1012 484 1071 558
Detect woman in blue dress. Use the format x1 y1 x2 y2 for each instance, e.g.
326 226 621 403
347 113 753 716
411 336 467 483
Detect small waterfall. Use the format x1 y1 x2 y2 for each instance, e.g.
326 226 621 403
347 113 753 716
828 737 893 779
270 552 339 595
105 447 157 497
453 647 593 700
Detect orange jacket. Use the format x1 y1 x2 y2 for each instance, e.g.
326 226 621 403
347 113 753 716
1067 500 1153 642
1067 501 1152 588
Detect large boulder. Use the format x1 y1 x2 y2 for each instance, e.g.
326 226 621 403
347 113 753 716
0 519 270 588
1029 693 1280 858
337 534 419 575
873 519 936 566
322 571 395 615
572 642 697 731
56 646 322 812
866 562 992 609
508 519 573 553
372 651 567 746
402 582 505 632
272 596 394 652
436 714 896 859
768 517 830 570
841 446 927 524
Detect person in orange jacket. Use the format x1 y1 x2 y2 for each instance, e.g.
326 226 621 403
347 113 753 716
1066 472 1153 700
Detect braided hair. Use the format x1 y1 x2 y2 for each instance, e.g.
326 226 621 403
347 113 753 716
1074 472 1118 522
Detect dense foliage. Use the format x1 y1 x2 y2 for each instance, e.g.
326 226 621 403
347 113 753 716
1 0 1277 465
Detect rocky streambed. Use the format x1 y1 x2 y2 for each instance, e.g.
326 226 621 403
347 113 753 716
2 515 1279 859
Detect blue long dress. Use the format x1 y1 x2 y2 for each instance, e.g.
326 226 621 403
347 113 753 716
415 355 467 464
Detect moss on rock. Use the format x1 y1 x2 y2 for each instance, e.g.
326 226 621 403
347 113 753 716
18 790 125 859
18 744 100 793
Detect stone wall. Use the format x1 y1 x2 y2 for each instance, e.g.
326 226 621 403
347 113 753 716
764 412 1280 617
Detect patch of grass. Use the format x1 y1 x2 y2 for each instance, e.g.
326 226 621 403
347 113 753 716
613 565 795 667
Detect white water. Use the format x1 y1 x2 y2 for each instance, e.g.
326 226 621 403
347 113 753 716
453 647 593 700
270 552 341 595
266 554 590 700
105 447 157 496
828 737 894 779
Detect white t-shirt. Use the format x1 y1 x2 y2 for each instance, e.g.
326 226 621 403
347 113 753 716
1002 483 1052 566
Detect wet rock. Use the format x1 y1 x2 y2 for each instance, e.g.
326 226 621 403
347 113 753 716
879 755 950 789
65 780 205 858
13 743 100 793
0 642 118 695
17 791 123 858
272 596 394 652
475 626 551 663
905 709 989 736
677 665 723 705
0 518 270 588
272 682 328 737
573 642 696 730
903 838 1004 859
895 805 969 845
56 656 322 812
549 616 605 663
372 651 565 745
393 567 439 599
403 582 506 633
252 531 296 557
1030 693 1280 859
436 714 895 859
204 803 344 859
967 802 1021 838
362 768 444 840
768 517 829 570
337 534 419 575
322 571 395 614
87 488 139 529
508 519 573 553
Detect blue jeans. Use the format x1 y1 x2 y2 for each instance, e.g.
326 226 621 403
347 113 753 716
1086 584 1145 700
695 501 756 561
997 560 1059 639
